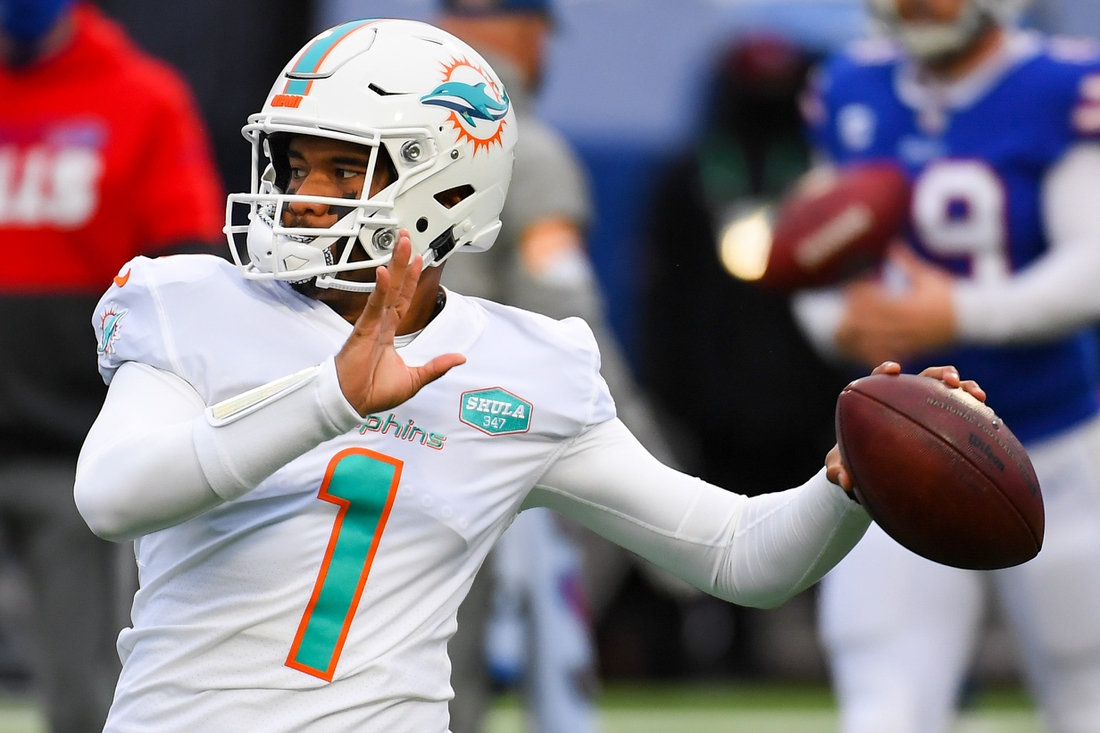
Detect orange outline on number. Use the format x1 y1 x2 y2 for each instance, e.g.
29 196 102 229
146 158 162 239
285 447 403 681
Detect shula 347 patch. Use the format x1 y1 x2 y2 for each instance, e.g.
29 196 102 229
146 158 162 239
460 388 532 435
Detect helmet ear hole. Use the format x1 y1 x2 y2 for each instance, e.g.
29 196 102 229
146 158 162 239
416 217 429 232
434 184 475 209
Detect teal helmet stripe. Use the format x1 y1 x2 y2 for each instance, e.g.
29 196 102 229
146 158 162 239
283 19 376 96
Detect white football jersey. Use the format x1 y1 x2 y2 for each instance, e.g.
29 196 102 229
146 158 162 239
92 254 615 732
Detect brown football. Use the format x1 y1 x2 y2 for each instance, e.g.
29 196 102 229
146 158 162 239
760 162 910 292
835 373 1044 570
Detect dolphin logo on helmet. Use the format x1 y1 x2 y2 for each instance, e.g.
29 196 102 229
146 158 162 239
421 81 511 127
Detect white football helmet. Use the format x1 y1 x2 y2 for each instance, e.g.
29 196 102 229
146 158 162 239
224 19 517 291
869 0 1030 61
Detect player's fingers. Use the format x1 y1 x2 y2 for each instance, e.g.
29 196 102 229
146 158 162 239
959 379 987 403
394 254 423 323
870 360 901 376
382 233 412 308
367 265 398 347
383 233 422 323
919 364 960 387
831 467 855 495
378 234 420 324
411 353 467 390
354 264 390 338
825 446 856 496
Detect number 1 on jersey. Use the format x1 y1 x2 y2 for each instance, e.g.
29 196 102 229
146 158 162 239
286 448 403 681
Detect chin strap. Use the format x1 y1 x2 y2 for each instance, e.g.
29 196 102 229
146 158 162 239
313 271 377 293
424 227 457 267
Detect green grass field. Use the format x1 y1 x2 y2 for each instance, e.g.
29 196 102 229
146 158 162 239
0 683 1043 733
486 683 1044 733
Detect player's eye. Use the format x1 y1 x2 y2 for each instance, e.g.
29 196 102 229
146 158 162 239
336 168 364 180
289 166 307 180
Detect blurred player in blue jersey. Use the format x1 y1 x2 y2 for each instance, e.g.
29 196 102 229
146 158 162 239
794 0 1100 731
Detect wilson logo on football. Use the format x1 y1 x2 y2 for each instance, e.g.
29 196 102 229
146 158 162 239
421 58 510 155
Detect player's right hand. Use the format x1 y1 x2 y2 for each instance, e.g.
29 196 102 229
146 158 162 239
824 361 986 495
334 230 466 416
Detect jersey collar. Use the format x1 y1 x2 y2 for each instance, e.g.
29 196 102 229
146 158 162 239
265 279 485 366
393 287 485 367
894 30 1042 114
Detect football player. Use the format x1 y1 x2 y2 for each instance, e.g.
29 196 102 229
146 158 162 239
74 19 969 731
794 0 1100 731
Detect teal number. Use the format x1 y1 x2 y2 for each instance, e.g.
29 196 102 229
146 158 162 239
286 448 403 681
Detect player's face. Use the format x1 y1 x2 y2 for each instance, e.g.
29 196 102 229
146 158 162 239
281 135 392 230
281 135 395 294
279 134 446 326
894 0 968 23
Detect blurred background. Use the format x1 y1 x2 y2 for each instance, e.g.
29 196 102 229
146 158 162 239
3 0 1100 730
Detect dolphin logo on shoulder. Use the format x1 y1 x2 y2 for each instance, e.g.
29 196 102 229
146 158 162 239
97 308 128 356
420 82 510 127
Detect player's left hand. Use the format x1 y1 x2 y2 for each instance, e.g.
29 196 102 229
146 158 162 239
335 230 466 416
835 245 957 367
825 361 986 495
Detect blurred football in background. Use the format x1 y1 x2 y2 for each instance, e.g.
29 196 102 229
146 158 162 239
836 373 1044 571
739 162 910 292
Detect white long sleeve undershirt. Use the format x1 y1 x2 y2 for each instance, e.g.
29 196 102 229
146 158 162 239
74 361 869 609
793 142 1100 357
74 359 363 541
529 421 869 607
